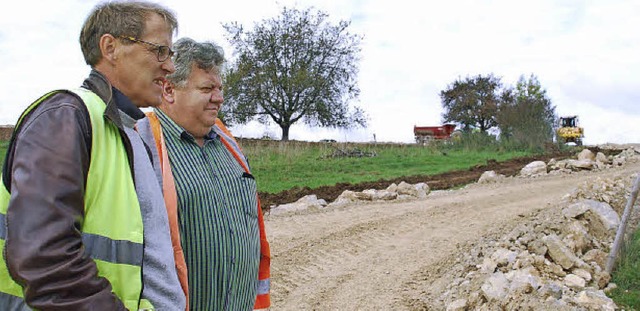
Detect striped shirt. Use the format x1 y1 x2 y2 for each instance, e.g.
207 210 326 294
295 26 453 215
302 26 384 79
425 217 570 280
156 109 260 311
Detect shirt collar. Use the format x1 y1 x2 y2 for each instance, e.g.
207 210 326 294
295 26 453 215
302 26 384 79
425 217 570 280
112 87 146 120
154 108 220 143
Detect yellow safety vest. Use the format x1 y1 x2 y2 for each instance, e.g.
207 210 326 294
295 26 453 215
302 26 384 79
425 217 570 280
0 88 152 310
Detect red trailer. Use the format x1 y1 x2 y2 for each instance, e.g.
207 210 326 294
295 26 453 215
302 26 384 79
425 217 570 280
414 124 457 145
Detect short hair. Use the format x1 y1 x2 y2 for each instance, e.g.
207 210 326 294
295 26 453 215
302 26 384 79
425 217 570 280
79 0 178 66
167 37 226 88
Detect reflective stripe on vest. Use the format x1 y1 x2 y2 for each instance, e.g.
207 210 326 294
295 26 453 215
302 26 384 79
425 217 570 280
257 278 270 295
0 88 146 311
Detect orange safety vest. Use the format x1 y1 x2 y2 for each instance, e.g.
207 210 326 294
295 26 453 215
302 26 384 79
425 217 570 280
144 112 271 309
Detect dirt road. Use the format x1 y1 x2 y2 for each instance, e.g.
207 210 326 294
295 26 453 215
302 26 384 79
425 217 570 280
265 157 640 310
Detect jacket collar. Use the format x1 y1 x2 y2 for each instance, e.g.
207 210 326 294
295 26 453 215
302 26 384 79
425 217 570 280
81 70 122 128
81 70 146 128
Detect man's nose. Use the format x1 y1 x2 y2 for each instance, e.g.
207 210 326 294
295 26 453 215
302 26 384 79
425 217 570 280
210 91 223 102
162 58 176 74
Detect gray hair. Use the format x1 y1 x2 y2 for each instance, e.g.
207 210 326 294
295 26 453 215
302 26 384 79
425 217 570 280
167 37 226 88
80 0 178 66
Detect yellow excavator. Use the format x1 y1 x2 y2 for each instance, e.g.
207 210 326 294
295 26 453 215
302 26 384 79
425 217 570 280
557 115 584 146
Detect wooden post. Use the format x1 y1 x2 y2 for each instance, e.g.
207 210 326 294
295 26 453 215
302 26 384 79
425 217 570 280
606 173 640 274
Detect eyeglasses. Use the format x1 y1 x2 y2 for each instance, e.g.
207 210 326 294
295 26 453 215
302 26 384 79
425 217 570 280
119 36 174 62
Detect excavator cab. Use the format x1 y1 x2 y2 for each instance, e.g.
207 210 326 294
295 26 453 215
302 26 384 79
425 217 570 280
560 117 576 128
557 116 584 146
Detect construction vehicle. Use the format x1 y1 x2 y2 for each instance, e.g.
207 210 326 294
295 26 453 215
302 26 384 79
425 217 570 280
557 115 584 146
414 124 458 145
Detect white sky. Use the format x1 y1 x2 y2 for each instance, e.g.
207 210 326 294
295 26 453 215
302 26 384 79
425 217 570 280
0 0 638 144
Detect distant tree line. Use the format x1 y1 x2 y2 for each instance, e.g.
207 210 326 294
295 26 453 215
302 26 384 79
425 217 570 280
440 73 557 150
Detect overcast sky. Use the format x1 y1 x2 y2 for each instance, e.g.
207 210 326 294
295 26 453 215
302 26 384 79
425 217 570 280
0 0 638 144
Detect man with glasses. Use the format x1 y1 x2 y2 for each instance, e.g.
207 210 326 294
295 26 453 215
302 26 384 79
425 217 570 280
0 1 186 310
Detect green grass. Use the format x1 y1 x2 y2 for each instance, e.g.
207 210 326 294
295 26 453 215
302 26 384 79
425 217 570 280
240 139 533 194
0 140 8 167
0 138 538 195
608 228 640 310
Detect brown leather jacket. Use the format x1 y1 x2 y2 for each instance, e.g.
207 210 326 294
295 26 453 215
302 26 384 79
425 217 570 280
2 70 133 310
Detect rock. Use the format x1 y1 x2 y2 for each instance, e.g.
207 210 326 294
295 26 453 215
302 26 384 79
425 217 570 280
373 190 398 201
612 156 626 166
574 289 617 311
547 262 567 277
446 298 467 311
593 270 611 289
582 249 607 269
272 194 326 214
361 189 397 201
564 274 586 290
521 161 547 176
478 170 504 184
506 268 540 294
481 272 509 302
414 182 430 198
581 200 620 239
562 202 589 219
386 183 398 193
355 190 374 201
527 240 547 256
397 181 418 197
595 152 608 164
566 159 595 170
543 234 580 270
577 149 595 161
479 258 497 274
490 248 517 267
337 190 358 201
563 221 590 254
538 282 563 299
327 190 358 208
571 268 592 282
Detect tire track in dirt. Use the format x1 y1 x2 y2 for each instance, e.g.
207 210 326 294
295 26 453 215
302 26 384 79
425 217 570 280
269 207 417 306
267 182 548 309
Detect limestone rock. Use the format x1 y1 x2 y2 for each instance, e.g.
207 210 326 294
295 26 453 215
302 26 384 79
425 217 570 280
520 161 547 176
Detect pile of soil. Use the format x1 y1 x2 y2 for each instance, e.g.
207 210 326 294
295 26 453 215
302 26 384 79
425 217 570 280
258 148 598 208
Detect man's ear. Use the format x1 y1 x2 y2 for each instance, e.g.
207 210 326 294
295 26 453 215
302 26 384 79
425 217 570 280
162 80 176 103
99 34 119 64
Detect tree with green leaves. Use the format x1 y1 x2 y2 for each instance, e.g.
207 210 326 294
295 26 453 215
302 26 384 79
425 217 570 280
440 74 504 133
222 6 367 141
498 74 556 150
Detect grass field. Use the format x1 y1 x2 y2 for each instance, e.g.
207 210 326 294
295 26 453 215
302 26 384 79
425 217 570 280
608 229 640 309
0 138 533 193
239 139 532 193
0 140 7 167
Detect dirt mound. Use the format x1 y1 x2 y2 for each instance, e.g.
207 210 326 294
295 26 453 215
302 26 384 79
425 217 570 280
259 150 576 208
